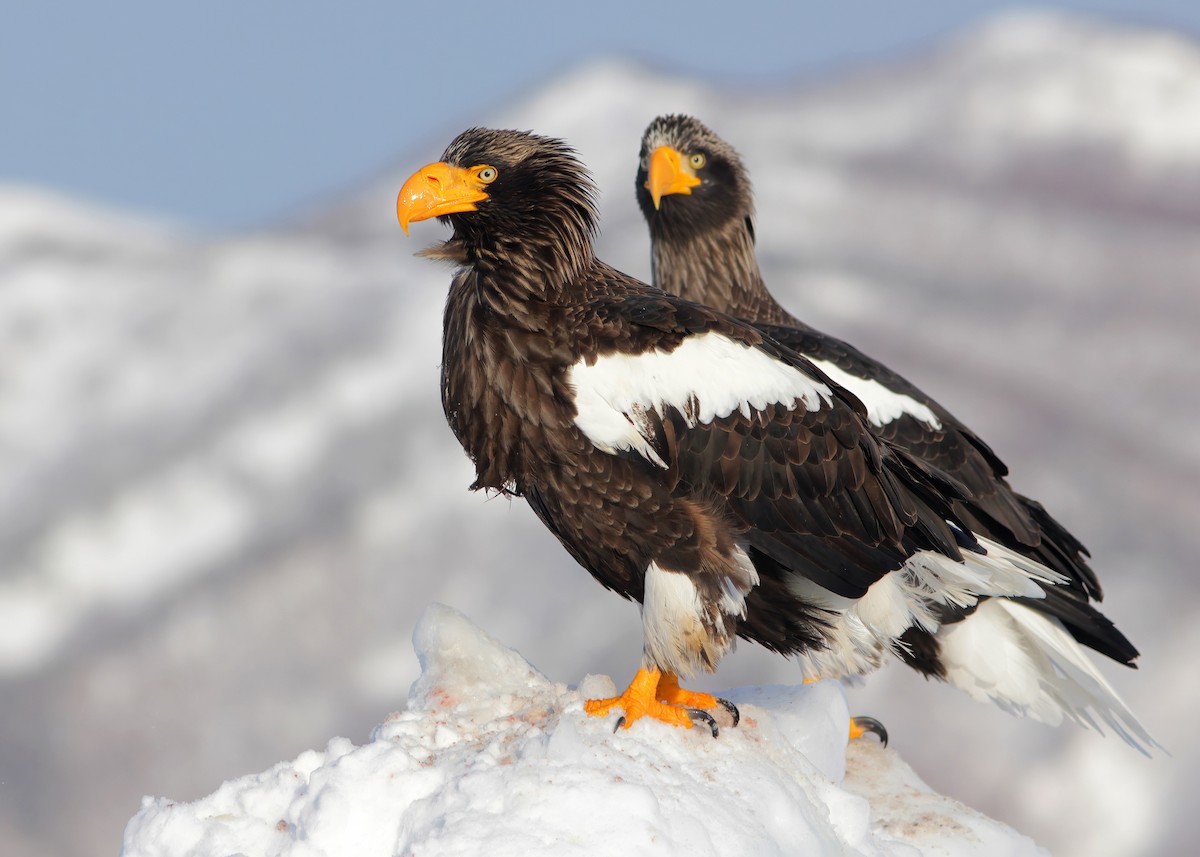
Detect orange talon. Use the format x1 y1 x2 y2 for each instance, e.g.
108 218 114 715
656 671 720 709
659 671 740 728
585 668 706 732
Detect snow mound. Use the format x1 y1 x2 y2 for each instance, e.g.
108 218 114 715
121 605 1047 857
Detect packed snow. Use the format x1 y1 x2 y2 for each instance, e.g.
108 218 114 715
121 605 1047 857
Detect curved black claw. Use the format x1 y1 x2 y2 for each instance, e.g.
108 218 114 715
716 697 740 728
613 715 626 733
853 716 888 747
687 708 720 738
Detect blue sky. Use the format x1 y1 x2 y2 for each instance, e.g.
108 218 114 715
3 1 1197 229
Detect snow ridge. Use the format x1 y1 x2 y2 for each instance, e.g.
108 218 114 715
121 605 1047 857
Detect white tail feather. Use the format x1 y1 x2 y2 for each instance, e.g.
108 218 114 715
972 536 1071 588
785 531 1156 753
937 599 1158 754
788 536 1075 680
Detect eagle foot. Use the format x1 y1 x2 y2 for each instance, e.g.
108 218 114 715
655 672 740 728
850 715 888 746
585 668 732 736
612 705 720 737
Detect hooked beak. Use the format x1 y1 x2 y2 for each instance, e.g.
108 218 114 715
396 162 490 234
645 146 701 209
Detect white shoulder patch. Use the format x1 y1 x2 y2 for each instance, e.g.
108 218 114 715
568 331 831 466
809 359 942 430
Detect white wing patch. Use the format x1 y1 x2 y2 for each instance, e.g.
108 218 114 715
810 359 942 430
569 331 832 466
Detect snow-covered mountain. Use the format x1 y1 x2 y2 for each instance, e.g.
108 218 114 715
2 11 1197 857
122 605 1049 857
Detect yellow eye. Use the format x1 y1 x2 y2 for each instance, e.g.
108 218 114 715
689 153 706 169
476 166 498 183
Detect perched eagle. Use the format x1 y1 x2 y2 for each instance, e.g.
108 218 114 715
636 114 1151 721
397 127 1152 749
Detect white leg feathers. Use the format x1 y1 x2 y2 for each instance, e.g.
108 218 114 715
641 549 758 679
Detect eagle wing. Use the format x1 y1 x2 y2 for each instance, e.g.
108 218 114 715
755 320 1102 601
568 291 965 600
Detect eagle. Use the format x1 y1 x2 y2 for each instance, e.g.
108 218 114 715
635 115 1151 712
396 127 1152 749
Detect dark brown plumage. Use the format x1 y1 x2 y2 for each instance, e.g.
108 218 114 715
635 114 1140 679
396 127 1152 748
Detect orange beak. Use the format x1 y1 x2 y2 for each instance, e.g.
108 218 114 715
396 162 490 234
646 146 701 209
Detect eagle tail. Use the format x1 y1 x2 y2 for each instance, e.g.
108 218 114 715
936 597 1159 754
